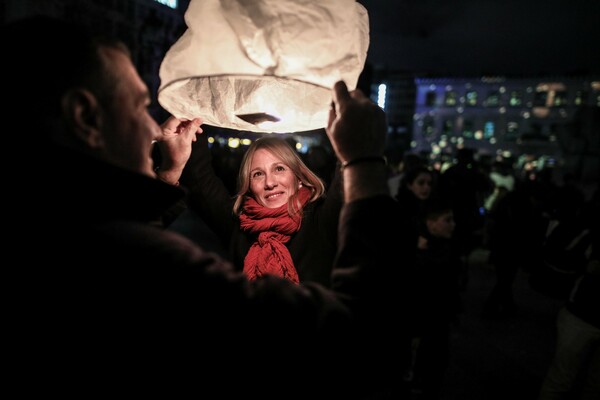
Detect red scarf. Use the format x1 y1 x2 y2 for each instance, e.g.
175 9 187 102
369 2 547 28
240 186 312 284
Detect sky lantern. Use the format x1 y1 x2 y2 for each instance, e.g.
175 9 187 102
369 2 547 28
158 0 369 133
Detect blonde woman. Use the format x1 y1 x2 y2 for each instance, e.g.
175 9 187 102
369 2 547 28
180 134 342 286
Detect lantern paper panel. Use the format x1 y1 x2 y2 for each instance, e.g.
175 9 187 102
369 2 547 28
158 0 369 133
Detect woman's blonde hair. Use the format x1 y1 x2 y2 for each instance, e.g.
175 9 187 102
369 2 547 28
233 136 326 217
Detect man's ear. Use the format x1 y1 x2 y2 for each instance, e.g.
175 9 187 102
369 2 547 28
61 88 104 149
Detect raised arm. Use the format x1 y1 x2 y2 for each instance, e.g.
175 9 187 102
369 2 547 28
326 81 389 203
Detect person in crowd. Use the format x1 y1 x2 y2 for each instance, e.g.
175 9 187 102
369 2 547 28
403 199 463 399
175 123 343 286
538 188 599 400
482 179 548 318
391 165 434 397
528 178 589 300
387 152 426 197
438 148 491 271
304 139 338 189
394 165 437 283
483 159 516 212
395 165 435 225
5 15 405 398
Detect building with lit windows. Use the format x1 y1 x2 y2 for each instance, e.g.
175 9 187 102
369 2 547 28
375 74 599 182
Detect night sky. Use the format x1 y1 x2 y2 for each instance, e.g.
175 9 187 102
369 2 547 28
357 0 600 76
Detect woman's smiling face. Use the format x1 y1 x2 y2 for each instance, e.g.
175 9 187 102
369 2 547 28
249 148 297 208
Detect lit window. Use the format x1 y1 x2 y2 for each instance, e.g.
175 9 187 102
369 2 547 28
423 117 435 138
462 120 474 138
484 121 495 139
425 91 437 106
445 91 457 106
486 90 500 107
506 122 519 141
509 91 522 106
553 91 568 106
574 91 587 106
465 91 477 106
443 119 454 135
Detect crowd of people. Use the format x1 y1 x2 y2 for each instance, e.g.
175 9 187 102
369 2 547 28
386 146 598 399
5 11 597 400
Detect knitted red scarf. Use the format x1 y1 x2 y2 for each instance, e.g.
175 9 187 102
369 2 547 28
240 186 312 284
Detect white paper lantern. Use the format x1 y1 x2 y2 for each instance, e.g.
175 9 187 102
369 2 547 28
158 0 369 133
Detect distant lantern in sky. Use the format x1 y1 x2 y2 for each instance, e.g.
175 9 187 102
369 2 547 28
158 0 369 133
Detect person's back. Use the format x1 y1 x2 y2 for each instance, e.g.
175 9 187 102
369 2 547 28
6 15 404 398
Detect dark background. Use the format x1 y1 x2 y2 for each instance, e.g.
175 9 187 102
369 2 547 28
358 0 600 76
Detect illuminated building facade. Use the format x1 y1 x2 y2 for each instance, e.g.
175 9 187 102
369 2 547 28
376 74 600 182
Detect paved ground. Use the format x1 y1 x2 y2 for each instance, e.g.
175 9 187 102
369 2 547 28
439 248 564 400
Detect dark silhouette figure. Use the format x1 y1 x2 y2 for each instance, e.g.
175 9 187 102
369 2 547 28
405 199 463 400
438 148 492 287
483 180 548 318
